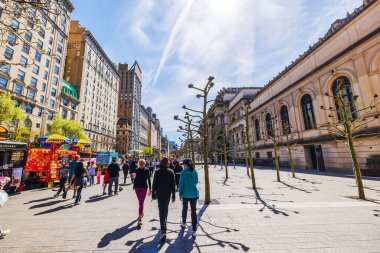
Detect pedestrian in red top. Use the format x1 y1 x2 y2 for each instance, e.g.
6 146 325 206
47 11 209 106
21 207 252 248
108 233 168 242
102 165 109 195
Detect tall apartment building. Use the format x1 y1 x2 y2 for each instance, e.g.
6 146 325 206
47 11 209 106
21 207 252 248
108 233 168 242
0 1 74 136
146 107 161 153
140 105 149 148
64 21 119 151
117 62 142 151
59 80 80 121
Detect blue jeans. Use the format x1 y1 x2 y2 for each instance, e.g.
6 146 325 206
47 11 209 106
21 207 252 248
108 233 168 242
89 175 95 185
75 184 83 204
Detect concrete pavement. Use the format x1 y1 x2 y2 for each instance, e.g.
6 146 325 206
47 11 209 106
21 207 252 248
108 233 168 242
0 165 379 252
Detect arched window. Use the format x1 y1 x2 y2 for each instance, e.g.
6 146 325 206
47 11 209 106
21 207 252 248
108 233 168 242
255 119 261 141
280 105 290 135
332 76 356 120
266 113 273 137
301 94 316 130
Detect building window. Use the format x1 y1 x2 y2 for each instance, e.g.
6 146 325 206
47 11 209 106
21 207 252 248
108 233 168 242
0 77 8 88
38 108 43 116
332 76 356 120
24 30 32 41
280 105 290 135
55 55 61 64
38 27 45 38
27 89 36 99
266 113 273 137
11 19 19 31
17 70 25 81
63 98 68 106
42 83 46 91
49 99 55 108
0 65 10 74
47 48 51 56
32 64 39 74
48 111 54 120
30 77 37 87
71 102 76 110
301 94 316 130
43 71 48 80
39 95 44 104
70 113 75 120
62 109 67 119
4 46 14 60
36 123 40 128
45 59 50 67
22 43 30 54
255 119 261 141
7 33 16 45
52 76 58 85
14 83 23 94
58 34 64 43
54 65 60 74
35 51 41 62
25 104 33 114
57 44 63 54
51 88 56 97
37 39 43 50
256 152 260 159
267 151 273 159
49 36 53 45
41 17 47 27
20 56 28 67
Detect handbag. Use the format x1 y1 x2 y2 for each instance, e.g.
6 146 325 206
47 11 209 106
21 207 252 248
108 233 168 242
0 189 9 207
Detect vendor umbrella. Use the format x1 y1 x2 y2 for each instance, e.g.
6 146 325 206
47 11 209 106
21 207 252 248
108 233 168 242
73 138 93 147
38 134 71 144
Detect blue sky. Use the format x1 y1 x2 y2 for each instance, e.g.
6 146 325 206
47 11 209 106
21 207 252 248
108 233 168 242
70 0 362 144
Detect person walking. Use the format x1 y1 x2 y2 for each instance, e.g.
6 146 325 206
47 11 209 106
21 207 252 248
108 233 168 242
102 165 109 195
88 161 96 186
152 157 176 242
133 160 151 226
179 159 199 239
73 161 89 205
108 157 120 196
96 164 101 184
0 188 10 239
173 160 183 190
122 159 130 184
54 161 69 197
63 155 80 199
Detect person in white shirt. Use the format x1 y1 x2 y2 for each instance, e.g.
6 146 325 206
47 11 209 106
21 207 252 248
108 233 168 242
88 161 97 186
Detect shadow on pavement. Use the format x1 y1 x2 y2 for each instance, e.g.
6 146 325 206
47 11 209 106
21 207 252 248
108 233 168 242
98 219 138 248
279 181 312 193
24 196 55 204
195 204 249 252
34 203 73 216
125 231 165 252
254 189 299 216
85 195 110 203
29 199 68 209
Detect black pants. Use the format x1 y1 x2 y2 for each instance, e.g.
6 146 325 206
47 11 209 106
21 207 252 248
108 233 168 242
56 178 67 196
182 198 197 231
123 171 128 184
157 197 171 233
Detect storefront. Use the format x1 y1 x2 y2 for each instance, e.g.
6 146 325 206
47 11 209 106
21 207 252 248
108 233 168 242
0 141 28 192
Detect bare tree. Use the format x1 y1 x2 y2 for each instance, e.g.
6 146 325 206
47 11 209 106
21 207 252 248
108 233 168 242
242 102 256 189
320 78 380 200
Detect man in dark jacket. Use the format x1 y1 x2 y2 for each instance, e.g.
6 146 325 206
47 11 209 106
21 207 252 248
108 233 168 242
122 159 130 184
152 157 176 242
108 157 120 195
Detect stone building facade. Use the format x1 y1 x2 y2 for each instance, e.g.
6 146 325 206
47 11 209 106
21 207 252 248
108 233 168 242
140 105 149 148
0 1 74 136
209 0 380 172
64 21 119 151
117 62 142 151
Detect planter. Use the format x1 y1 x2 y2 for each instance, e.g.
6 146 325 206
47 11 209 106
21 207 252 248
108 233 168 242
360 168 380 177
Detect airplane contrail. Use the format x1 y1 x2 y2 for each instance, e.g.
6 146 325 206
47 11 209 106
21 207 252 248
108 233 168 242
151 0 194 88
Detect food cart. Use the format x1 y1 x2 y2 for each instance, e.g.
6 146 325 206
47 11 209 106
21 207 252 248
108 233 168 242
0 140 28 193
23 134 80 186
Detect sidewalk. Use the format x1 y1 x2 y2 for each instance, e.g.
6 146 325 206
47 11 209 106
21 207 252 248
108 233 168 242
0 166 379 252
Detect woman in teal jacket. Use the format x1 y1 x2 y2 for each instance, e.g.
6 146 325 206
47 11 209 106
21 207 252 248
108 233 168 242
179 159 199 239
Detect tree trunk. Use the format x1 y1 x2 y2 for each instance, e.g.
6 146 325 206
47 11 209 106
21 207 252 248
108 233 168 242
245 113 256 189
223 134 228 179
273 139 281 182
203 97 211 204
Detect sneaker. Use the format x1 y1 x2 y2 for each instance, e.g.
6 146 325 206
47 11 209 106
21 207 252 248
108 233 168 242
62 192 67 199
160 233 166 242
102 192 106 195
0 230 10 239
180 222 186 229
114 192 118 195
192 231 197 239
